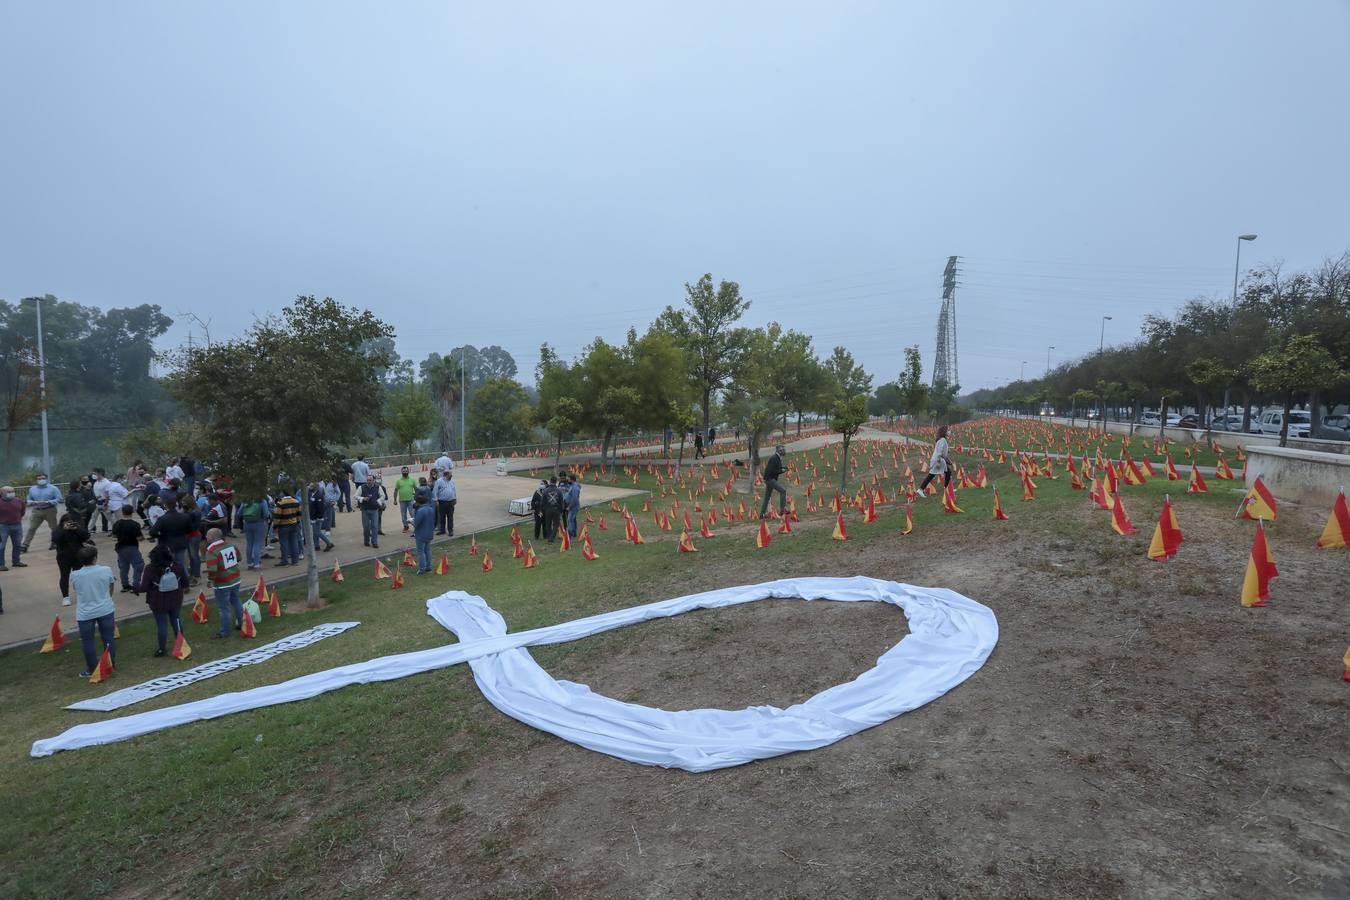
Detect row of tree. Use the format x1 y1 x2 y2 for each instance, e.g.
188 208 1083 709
964 253 1350 445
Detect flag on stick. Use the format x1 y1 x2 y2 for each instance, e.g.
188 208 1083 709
1239 476 1278 521
1316 487 1350 549
678 529 698 553
373 558 391 580
993 488 1009 520
88 647 114 684
942 482 963 514
902 504 913 535
756 518 772 549
1110 493 1135 535
171 631 191 661
191 592 210 624
582 535 599 561
481 551 493 572
1187 464 1208 495
331 561 344 582
523 543 538 568
1147 496 1183 561
40 617 64 653
267 588 281 617
435 553 450 574
832 512 849 540
240 612 257 638
1241 520 1278 607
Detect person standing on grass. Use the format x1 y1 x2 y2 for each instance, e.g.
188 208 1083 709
140 543 186 657
202 528 243 639
433 470 457 536
271 488 302 567
54 511 91 608
394 466 417 533
565 472 581 538
412 495 435 574
20 473 62 553
759 445 788 519
89 469 111 533
111 504 145 594
543 476 564 542
358 479 382 548
0 486 26 571
530 479 548 540
71 544 116 678
918 425 953 494
693 430 704 459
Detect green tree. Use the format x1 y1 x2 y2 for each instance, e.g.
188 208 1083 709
1250 333 1345 446
166 295 392 608
117 421 209 472
766 325 829 435
467 377 532 449
542 397 582 472
384 381 439 456
897 346 927 421
654 273 754 428
868 382 903 420
420 353 463 452
831 394 868 494
928 380 960 423
823 346 873 402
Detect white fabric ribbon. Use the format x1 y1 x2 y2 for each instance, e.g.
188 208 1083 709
32 577 997 769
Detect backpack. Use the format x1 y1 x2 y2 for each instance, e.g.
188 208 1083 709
548 486 566 514
157 567 180 593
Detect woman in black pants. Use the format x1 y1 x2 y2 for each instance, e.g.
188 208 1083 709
140 543 187 657
918 425 953 493
54 511 91 607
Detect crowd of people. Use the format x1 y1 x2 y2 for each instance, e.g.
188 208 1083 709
0 450 468 673
529 471 582 542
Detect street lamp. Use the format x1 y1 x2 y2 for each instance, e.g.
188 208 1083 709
1233 234 1257 303
1046 345 1055 376
1020 360 1027 381
1098 317 1112 431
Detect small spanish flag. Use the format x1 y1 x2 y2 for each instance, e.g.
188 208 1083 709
252 575 267 602
523 543 537 568
1343 642 1350 682
1021 472 1036 501
1215 456 1236 480
481 551 493 572
597 515 607 530
1316 488 1350 549
1187 464 1208 495
331 560 345 582
902 504 913 535
777 513 793 535
626 517 645 545
559 529 571 552
1239 476 1278 521
993 488 1009 520
373 558 391 579
700 517 715 539
1110 493 1136 536
1241 520 1278 607
862 497 878 524
267 588 281 617
468 535 479 556
171 631 191 660
435 553 450 574
402 549 416 568
40 616 64 653
391 565 405 589
582 536 599 561
678 529 698 553
191 592 210 624
832 512 849 541
1164 455 1181 480
241 611 257 637
942 482 963 514
88 647 114 684
1147 496 1183 561
509 526 521 548
756 518 772 549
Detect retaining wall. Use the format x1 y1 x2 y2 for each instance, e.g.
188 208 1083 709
1244 446 1350 507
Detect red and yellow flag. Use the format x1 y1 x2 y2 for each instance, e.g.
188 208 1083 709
700 517 715 539
512 541 524 559
1164 455 1181 480
582 536 599 561
1187 464 1208 495
863 496 878 524
1147 497 1183 561
331 561 345 583
777 513 793 535
267 588 281 617
391 565 405 589
755 518 772 549
481 551 493 572
509 526 521 548
240 612 257 638
1215 456 1236 480
191 591 210 624
678 529 698 553
171 631 191 661
832 512 849 540
402 549 416 568
1241 521 1278 607
1342 642 1350 682
468 535 479 556
435 553 450 575
252 575 267 602
1110 493 1136 536
597 515 608 530
1021 472 1036 501
1239 476 1278 521
1316 488 1350 549
625 517 645 545
902 504 913 535
993 489 1009 521
40 616 64 653
559 529 571 552
523 543 538 568
373 558 391 580
88 647 114 684
942 482 963 514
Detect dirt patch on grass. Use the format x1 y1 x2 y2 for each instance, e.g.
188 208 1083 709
255 496 1350 898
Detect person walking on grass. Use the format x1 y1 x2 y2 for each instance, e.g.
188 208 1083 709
202 528 243 639
358 479 382 548
71 544 116 678
20 472 62 553
433 470 457 536
412 495 436 574
918 425 953 494
140 543 186 657
0 486 26 571
759 445 788 519
394 466 417 533
111 504 145 594
54 511 91 607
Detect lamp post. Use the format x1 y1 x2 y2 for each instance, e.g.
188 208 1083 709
1233 234 1257 303
460 349 467 463
1046 345 1055 376
1020 360 1027 381
1098 316 1112 432
31 297 51 476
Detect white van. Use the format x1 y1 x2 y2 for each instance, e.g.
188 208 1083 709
1258 409 1311 438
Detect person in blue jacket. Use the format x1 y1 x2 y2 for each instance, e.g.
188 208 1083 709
412 495 436 574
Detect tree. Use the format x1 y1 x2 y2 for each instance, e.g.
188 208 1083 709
166 295 392 608
668 402 698 477
868 382 903 420
654 274 754 428
928 380 960 423
823 346 873 402
117 421 209 472
420 353 463 452
1250 333 1345 446
468 378 532 450
897 346 927 421
0 334 47 472
1185 358 1235 432
831 394 868 494
384 381 439 456
542 397 582 472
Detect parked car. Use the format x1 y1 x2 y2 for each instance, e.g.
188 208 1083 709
1139 412 1161 426
1176 414 1201 429
1323 414 1350 431
1258 409 1312 439
1313 421 1350 441
1209 415 1246 432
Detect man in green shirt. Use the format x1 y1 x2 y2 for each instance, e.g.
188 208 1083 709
394 466 418 533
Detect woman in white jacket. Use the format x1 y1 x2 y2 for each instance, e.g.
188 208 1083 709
918 425 952 493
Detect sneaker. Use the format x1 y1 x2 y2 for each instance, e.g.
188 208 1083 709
79 671 91 678
12 560 26 567
62 597 72 607
153 649 166 658
0 566 7 572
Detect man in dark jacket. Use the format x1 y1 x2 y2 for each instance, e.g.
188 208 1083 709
542 477 564 542
530 480 548 540
759 444 788 519
149 501 193 573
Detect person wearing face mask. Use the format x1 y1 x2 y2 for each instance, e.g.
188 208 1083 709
373 473 390 535
54 511 91 607
21 473 63 554
394 466 417 533
0 486 26 570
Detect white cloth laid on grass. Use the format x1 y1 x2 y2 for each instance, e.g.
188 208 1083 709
31 577 998 769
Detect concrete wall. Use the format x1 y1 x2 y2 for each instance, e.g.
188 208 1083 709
1041 416 1350 457
1244 446 1350 507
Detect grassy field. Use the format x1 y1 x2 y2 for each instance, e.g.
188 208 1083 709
3 435 1346 898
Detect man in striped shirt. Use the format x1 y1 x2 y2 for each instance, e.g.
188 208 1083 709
202 527 243 638
271 488 303 567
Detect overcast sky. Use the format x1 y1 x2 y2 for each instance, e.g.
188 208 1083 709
3 1 1347 392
